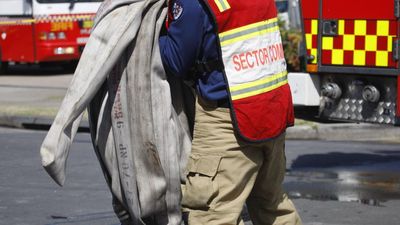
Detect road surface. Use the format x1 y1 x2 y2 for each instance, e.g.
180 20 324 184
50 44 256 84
0 127 399 225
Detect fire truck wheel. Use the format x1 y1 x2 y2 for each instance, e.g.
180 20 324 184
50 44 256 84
62 60 78 72
0 49 8 75
0 61 8 75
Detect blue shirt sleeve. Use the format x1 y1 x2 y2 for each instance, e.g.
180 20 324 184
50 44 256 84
159 0 206 78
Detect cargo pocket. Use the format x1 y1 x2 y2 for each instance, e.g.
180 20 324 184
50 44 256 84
181 154 222 209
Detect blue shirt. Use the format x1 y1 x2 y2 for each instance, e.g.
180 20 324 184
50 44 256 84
159 0 228 101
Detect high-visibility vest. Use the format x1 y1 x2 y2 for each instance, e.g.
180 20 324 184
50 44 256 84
203 0 295 142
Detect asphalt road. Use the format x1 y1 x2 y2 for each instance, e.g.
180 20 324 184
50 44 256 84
1 127 399 225
0 127 118 225
1 65 400 225
285 140 400 225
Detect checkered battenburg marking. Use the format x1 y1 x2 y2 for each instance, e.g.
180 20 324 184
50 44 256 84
0 14 95 26
304 19 318 64
304 19 397 68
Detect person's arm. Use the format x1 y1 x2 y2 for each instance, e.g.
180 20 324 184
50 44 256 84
159 0 205 78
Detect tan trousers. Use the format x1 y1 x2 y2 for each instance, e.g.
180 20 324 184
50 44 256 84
181 98 302 225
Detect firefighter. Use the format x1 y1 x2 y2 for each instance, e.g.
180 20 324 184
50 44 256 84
159 0 302 224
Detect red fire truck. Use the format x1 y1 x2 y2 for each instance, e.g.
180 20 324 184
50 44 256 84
287 0 400 125
0 0 102 73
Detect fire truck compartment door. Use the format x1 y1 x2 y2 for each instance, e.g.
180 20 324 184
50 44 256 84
319 0 398 69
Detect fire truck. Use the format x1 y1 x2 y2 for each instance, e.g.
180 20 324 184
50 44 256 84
286 0 400 125
0 0 102 73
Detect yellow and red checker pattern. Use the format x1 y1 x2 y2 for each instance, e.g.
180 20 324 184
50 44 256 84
304 19 318 64
0 14 95 26
322 20 397 68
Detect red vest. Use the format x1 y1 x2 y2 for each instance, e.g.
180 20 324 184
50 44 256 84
203 0 294 142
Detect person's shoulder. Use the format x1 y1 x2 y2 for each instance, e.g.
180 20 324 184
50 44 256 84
170 0 199 9
170 0 204 20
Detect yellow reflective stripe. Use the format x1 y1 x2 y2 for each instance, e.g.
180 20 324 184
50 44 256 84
322 36 333 50
22 19 35 23
310 49 318 64
219 17 279 46
214 0 231 12
377 20 389 36
353 50 366 66
311 19 318 34
338 20 345 35
376 51 388 66
354 20 367 35
230 71 288 100
388 36 394 51
0 15 92 25
306 33 313 49
0 19 35 25
343 35 355 50
365 35 377 51
75 15 92 19
331 50 344 65
0 21 17 25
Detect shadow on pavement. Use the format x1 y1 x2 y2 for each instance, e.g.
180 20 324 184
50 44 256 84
291 151 400 169
4 63 76 76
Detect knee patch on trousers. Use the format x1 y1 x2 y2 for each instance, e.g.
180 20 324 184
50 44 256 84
182 154 222 209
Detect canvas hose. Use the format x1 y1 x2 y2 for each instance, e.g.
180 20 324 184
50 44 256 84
40 0 193 224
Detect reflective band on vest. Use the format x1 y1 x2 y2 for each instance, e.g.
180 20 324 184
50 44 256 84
204 0 294 142
230 71 288 100
214 0 231 12
219 17 279 46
